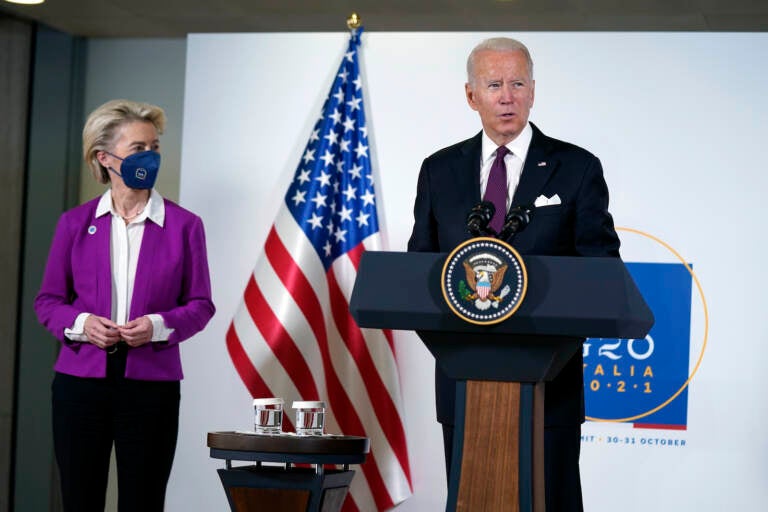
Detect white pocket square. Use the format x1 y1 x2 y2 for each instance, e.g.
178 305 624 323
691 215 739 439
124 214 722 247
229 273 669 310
534 194 561 207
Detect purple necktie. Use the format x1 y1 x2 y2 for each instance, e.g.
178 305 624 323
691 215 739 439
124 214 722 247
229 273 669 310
483 146 510 233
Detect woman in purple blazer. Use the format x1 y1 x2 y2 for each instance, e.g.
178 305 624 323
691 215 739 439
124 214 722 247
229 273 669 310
34 99 215 512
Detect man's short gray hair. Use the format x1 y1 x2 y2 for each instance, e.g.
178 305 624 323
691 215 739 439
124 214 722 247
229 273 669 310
467 37 534 85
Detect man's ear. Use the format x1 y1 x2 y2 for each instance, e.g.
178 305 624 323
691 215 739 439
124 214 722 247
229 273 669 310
465 83 479 112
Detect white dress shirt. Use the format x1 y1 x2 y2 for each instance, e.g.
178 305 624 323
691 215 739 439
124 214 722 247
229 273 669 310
479 122 533 211
65 189 174 342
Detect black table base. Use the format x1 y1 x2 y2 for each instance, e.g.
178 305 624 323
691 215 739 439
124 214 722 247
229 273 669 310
208 432 369 512
217 464 354 512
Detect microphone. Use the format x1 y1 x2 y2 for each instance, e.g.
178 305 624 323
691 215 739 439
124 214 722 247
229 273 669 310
466 201 496 237
498 205 532 242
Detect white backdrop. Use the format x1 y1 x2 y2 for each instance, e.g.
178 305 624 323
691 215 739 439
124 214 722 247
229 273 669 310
171 32 768 511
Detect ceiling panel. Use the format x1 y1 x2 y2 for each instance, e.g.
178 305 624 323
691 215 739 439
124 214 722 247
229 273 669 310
1 0 767 37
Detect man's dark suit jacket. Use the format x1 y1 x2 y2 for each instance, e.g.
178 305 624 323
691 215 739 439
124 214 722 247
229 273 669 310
407 122 620 428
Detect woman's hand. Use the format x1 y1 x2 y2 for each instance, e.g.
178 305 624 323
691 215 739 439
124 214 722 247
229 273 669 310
84 315 121 349
118 316 154 347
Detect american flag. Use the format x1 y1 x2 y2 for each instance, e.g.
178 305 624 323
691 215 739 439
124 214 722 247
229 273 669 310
225 30 412 511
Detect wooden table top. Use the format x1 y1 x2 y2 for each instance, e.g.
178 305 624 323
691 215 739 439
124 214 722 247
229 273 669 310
207 431 369 462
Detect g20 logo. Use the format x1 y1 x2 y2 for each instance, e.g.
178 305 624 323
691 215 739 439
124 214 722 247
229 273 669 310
584 228 708 429
584 336 655 361
584 336 656 397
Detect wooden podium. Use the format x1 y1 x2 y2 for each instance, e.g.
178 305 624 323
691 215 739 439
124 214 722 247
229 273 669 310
208 431 369 512
349 251 653 511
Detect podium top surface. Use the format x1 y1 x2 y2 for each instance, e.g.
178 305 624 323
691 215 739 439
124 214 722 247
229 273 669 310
207 431 370 464
350 251 653 339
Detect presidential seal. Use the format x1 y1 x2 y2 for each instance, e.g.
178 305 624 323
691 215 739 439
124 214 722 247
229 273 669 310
441 237 527 325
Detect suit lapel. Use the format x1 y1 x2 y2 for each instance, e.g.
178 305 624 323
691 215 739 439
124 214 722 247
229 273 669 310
131 220 160 320
452 132 483 203
94 213 113 318
512 123 559 207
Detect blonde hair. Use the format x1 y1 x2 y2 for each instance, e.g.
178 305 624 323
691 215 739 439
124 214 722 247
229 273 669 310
467 37 534 86
82 99 166 183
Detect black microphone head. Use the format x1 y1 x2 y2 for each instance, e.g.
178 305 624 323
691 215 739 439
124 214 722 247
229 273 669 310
466 201 496 236
474 201 495 218
498 205 532 241
508 205 531 226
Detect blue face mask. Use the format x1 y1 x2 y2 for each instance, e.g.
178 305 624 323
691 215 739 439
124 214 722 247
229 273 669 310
107 150 161 190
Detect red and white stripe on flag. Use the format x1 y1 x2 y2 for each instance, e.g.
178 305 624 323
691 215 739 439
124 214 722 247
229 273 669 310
226 29 412 512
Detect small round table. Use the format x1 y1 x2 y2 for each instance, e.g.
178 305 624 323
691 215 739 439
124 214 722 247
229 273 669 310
208 431 369 512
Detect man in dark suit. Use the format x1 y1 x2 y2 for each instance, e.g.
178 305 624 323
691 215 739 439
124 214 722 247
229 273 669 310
407 37 620 511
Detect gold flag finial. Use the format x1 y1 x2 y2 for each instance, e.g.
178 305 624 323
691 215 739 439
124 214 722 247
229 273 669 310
347 12 361 30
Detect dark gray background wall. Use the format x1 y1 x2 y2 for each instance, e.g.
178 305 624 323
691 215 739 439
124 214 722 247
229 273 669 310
12 23 85 512
0 16 32 512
